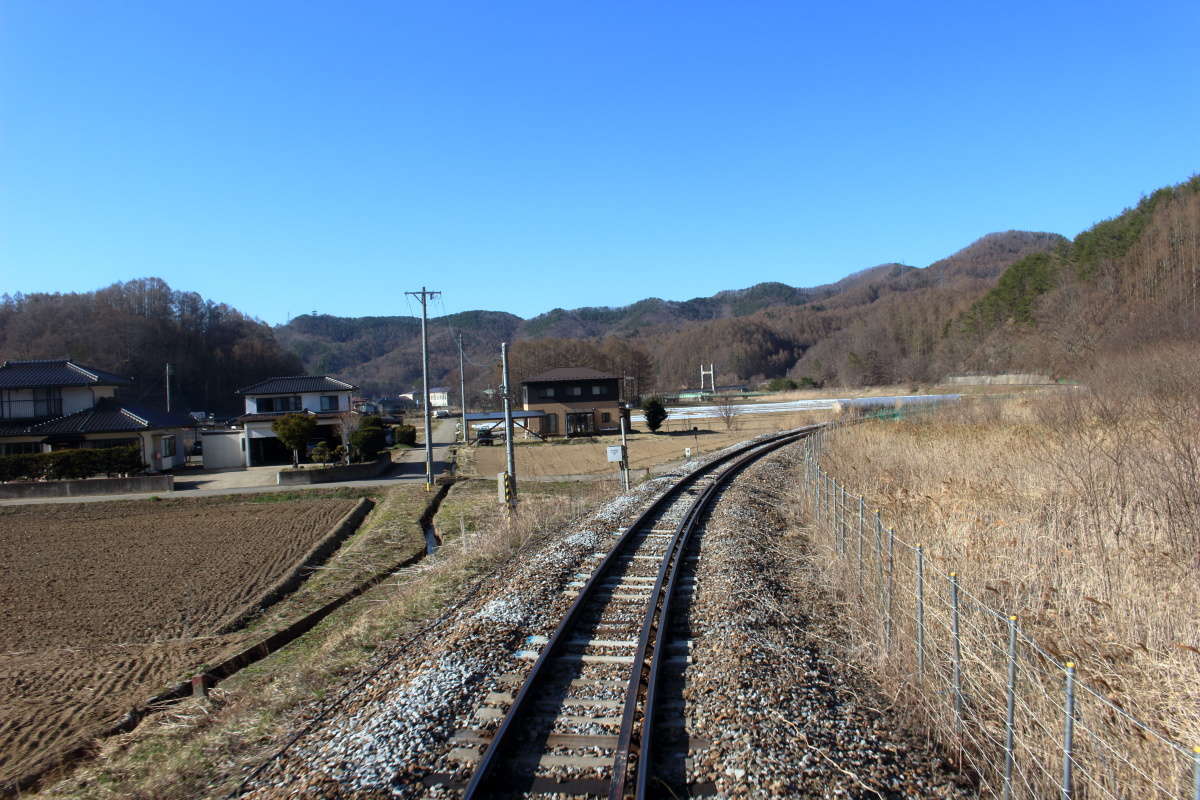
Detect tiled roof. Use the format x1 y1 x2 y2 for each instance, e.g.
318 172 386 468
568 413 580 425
235 375 357 395
0 359 133 389
522 367 617 383
0 398 193 437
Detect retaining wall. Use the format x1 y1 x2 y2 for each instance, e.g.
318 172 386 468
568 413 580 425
277 454 392 485
0 474 173 500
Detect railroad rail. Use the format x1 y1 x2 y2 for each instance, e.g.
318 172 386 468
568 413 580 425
453 426 813 799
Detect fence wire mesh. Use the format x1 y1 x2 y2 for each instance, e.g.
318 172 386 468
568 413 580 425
800 420 1198 799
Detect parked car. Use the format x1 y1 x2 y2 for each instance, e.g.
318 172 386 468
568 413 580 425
475 430 495 446
434 409 452 418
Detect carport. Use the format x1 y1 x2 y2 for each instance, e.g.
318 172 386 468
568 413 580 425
462 410 546 441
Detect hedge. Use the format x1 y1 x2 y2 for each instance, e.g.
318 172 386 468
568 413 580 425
0 445 146 483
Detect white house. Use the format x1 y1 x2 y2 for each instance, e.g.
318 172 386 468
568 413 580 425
234 375 357 466
401 387 451 408
0 359 192 471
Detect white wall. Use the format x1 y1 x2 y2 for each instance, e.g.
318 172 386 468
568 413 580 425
246 391 352 414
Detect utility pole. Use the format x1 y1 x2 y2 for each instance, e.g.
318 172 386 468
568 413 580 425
619 413 630 491
406 286 440 490
501 342 516 505
165 363 174 412
458 333 469 445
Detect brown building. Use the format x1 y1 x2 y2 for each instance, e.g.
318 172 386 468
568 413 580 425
521 367 628 436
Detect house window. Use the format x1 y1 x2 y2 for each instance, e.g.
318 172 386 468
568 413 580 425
540 387 555 399
591 385 604 396
544 414 558 434
162 436 177 458
569 386 582 397
33 388 63 418
257 396 301 413
0 442 40 455
601 412 611 423
320 395 340 411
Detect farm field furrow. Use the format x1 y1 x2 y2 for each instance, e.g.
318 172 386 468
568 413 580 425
0 495 360 789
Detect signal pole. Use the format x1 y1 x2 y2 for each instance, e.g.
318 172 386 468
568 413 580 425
458 333 469 444
500 342 516 505
405 286 440 490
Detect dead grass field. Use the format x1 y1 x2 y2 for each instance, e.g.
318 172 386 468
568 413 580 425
27 478 616 800
811 388 1200 797
0 493 367 790
464 410 824 478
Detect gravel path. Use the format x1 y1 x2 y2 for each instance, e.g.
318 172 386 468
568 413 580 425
671 446 969 798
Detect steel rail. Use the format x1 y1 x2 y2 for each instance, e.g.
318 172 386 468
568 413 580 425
631 429 808 799
461 426 814 799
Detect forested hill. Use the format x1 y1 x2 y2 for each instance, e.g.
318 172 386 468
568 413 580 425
275 229 1064 393
0 279 302 414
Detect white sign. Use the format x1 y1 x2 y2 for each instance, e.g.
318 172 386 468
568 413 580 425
684 447 692 458
607 445 626 463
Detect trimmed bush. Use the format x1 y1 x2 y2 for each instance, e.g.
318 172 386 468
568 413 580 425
0 445 145 482
392 424 417 447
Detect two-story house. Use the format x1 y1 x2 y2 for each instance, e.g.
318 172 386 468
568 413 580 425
0 359 192 471
234 375 357 466
521 367 628 437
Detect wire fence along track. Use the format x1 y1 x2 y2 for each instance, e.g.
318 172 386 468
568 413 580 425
802 421 1200 800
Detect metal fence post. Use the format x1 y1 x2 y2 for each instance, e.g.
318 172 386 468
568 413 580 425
950 572 963 729
916 544 925 678
885 528 895 650
1004 616 1018 800
1062 662 1076 800
1191 746 1200 800
874 510 884 582
839 485 847 555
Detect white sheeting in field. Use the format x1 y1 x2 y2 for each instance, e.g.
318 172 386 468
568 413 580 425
628 393 960 423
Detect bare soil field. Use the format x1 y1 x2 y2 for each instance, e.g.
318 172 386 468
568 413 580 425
465 410 821 478
0 495 360 789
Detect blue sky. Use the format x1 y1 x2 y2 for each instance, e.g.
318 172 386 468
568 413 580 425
2 1 1197 325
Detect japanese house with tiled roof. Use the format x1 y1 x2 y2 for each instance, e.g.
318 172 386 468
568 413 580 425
521 367 628 437
234 375 357 466
0 359 193 470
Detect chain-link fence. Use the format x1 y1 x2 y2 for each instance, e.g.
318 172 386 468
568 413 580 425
801 422 1198 799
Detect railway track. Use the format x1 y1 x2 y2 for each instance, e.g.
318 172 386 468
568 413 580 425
442 427 813 799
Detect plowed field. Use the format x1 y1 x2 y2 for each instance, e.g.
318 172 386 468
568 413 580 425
0 495 359 789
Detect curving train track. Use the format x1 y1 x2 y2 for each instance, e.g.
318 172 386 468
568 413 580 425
443 427 813 799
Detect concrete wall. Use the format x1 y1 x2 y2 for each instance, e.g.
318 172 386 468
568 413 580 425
0 474 173 499
277 454 392 485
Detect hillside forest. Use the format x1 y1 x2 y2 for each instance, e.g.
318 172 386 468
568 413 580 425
2 175 1197 409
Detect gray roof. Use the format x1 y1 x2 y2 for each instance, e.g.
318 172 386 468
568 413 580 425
0 398 193 437
0 359 133 389
463 411 545 421
522 367 617 383
235 375 357 395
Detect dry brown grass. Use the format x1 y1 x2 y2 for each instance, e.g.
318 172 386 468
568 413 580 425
796 373 1200 799
464 410 827 478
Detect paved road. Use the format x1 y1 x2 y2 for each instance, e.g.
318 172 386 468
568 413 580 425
0 419 459 507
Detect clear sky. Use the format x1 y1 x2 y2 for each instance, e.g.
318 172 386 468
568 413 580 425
2 1 1197 325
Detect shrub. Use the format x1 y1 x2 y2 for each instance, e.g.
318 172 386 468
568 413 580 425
392 424 417 447
641 397 668 432
351 415 387 460
0 445 144 482
766 377 799 392
272 413 318 467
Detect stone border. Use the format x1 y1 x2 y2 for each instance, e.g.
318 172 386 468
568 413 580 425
0 474 173 500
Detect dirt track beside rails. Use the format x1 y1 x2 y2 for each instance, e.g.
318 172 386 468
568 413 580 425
0 495 359 790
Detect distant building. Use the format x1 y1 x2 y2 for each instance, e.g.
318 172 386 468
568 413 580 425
234 375 356 467
400 387 451 408
521 367 627 436
0 359 192 471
